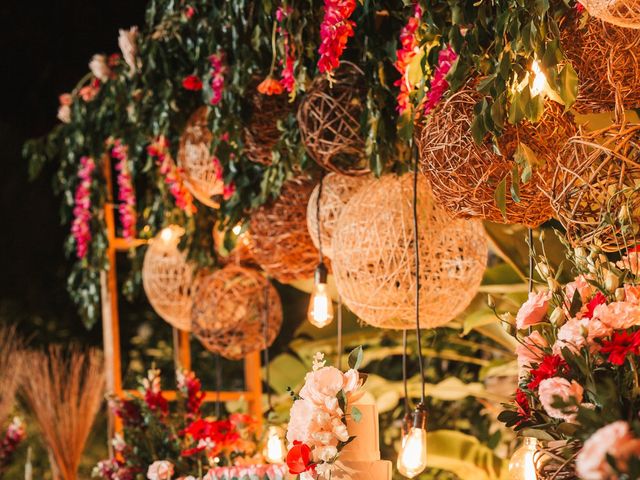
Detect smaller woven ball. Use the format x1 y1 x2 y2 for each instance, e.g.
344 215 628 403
142 225 194 331
249 177 323 283
332 174 487 329
578 0 640 29
177 107 224 208
306 173 370 259
191 265 283 360
297 62 369 176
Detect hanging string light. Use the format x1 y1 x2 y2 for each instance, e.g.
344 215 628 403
307 174 334 328
397 146 428 479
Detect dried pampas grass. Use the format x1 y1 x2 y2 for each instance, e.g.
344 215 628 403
0 325 24 424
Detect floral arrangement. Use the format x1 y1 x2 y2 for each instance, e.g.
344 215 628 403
71 156 96 259
0 417 26 476
111 139 137 241
499 242 640 479
285 348 365 478
317 0 357 75
94 367 263 480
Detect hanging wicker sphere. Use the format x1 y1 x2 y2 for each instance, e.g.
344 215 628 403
550 114 640 252
191 265 283 360
177 107 224 208
578 0 640 29
418 82 576 228
142 225 194 331
561 15 640 113
242 86 293 165
306 173 371 259
212 223 255 266
331 174 488 329
249 177 323 283
297 62 370 176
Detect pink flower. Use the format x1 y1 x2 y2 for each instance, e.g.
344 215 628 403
89 54 111 82
565 274 593 305
57 94 72 123
537 377 583 422
553 318 588 355
394 3 422 114
209 52 226 106
300 366 345 405
516 291 550 329
280 41 296 93
71 156 96 259
343 369 361 393
423 46 457 115
286 399 316 445
79 78 100 102
112 140 137 240
576 421 640 480
118 27 138 76
625 284 640 304
617 251 640 275
593 301 640 330
147 460 174 480
516 331 548 369
317 0 357 74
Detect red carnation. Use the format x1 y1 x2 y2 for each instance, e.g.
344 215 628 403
527 354 568 390
144 389 169 416
515 388 531 425
182 75 203 91
584 292 607 319
287 441 315 475
600 330 640 365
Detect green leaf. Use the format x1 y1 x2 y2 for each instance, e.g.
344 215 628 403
348 345 364 370
510 164 521 203
494 177 507 221
513 142 542 184
351 406 362 423
557 63 579 108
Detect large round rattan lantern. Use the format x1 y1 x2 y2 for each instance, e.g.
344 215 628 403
550 114 640 252
249 177 322 283
418 82 576 228
177 107 224 208
561 15 640 113
142 225 194 331
578 0 640 29
306 173 370 259
191 265 283 360
297 62 369 176
331 174 488 329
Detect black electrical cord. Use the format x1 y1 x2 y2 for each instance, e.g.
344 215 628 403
412 144 426 405
316 173 325 264
402 329 410 414
528 227 534 294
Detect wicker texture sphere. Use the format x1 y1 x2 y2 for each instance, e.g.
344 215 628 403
212 224 256 267
578 0 640 29
249 177 322 283
418 83 576 228
561 15 640 113
306 173 370 259
551 115 640 252
298 62 369 176
177 107 223 208
142 226 194 331
332 174 488 329
191 265 283 360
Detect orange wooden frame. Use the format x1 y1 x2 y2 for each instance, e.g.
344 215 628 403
98 155 263 441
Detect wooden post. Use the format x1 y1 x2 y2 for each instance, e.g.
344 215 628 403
244 351 263 425
172 328 191 370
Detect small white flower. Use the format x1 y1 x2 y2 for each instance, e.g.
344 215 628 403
89 54 111 82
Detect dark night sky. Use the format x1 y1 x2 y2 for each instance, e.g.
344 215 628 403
0 1 146 343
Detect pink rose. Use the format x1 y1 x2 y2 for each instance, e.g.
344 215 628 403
516 291 550 329
593 301 640 330
565 275 593 305
537 377 583 422
343 369 361 393
300 366 345 405
553 318 588 355
576 421 640 480
587 318 613 343
516 331 548 369
624 284 640 304
147 460 174 480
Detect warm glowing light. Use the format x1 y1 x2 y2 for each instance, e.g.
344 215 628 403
308 282 334 328
397 427 428 478
232 224 242 236
263 426 286 464
508 437 538 480
531 61 547 97
160 227 174 244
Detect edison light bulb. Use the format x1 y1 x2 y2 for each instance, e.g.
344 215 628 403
263 426 286 464
509 437 538 480
308 262 334 328
160 226 174 244
397 426 428 478
232 224 242 235
531 61 547 97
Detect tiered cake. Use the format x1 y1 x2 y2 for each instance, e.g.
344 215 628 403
333 400 392 480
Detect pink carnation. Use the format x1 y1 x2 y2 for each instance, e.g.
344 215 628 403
286 398 316 445
147 460 174 480
553 318 588 356
516 330 548 369
593 301 640 330
537 377 583 422
516 291 550 329
624 284 640 304
565 274 593 305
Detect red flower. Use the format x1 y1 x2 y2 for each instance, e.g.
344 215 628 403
527 354 568 390
600 330 640 365
257 76 284 95
394 4 422 114
317 0 357 74
585 292 607 319
184 6 195 19
182 75 203 91
628 245 640 254
515 388 530 425
287 441 315 475
144 389 169 416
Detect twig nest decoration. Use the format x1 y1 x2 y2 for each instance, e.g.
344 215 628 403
297 62 369 176
578 0 640 29
191 265 282 360
418 83 576 227
306 173 370 259
550 115 640 252
561 15 640 113
249 177 323 283
142 225 194 331
242 87 292 165
177 107 224 208
331 174 487 329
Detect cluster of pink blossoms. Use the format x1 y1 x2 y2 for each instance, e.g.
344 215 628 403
276 7 296 93
208 52 226 105
71 156 96 259
423 46 458 115
394 3 422 115
317 0 357 74
111 140 137 240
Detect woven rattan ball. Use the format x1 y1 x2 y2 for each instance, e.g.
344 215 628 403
191 265 283 360
331 174 488 329
297 62 369 176
578 0 640 29
212 223 255 266
306 173 370 259
551 116 640 252
242 87 292 165
177 107 223 208
561 15 640 113
142 225 194 331
418 83 576 228
249 177 322 283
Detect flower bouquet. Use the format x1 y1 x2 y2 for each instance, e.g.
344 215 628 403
285 348 365 479
499 244 640 479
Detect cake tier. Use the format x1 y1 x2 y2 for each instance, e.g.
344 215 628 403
340 400 381 463
332 460 393 480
